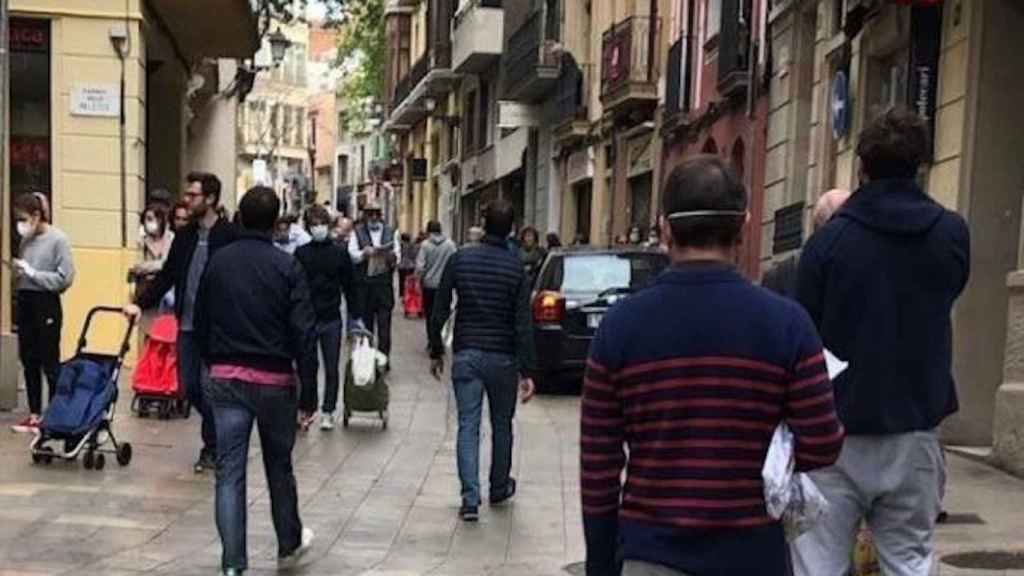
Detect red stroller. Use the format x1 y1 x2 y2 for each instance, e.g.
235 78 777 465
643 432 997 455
403 275 423 318
131 314 188 419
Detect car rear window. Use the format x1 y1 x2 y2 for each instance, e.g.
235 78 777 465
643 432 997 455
538 252 668 294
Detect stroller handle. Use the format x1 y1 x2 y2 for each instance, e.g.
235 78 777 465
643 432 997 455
77 306 136 359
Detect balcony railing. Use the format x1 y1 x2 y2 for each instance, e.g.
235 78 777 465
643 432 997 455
504 9 559 96
601 16 655 98
717 0 753 96
555 61 591 124
393 53 429 111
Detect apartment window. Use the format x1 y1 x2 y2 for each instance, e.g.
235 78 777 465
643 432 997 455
298 107 307 148
464 90 478 155
295 44 307 85
706 0 722 43
283 106 294 147
545 0 561 42
479 80 491 148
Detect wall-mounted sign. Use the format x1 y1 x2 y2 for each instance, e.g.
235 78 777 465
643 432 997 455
498 101 541 129
567 148 594 185
409 158 428 181
71 84 120 117
909 3 942 155
831 70 850 140
627 135 653 178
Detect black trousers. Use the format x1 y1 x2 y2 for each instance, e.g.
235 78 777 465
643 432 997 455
17 290 63 415
362 282 394 359
422 287 437 344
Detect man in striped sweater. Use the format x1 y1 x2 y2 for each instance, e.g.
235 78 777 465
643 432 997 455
581 155 845 576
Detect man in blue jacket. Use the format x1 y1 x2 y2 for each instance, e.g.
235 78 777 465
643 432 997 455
793 110 971 576
195 186 318 576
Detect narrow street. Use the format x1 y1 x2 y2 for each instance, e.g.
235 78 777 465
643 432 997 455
0 315 1023 575
0 316 585 576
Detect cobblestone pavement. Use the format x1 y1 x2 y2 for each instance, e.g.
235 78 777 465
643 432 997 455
2 316 1024 575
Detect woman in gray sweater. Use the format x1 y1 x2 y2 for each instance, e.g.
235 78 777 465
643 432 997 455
10 193 75 433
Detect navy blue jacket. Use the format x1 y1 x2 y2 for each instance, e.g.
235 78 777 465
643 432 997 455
797 179 970 435
195 233 318 399
428 235 537 374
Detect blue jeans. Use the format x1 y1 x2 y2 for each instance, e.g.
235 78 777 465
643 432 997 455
206 379 303 572
451 349 518 507
177 330 215 456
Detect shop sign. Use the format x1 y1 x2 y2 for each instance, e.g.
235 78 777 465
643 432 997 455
497 101 541 129
71 84 120 117
626 136 653 179
567 148 594 185
909 3 942 154
11 19 48 52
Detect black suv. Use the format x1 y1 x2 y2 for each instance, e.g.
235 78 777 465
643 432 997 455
531 246 669 393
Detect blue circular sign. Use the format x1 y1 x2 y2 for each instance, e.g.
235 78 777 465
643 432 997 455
832 71 850 140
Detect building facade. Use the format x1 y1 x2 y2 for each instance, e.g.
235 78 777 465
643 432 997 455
764 0 1024 460
1 0 256 409
237 20 310 213
660 0 770 277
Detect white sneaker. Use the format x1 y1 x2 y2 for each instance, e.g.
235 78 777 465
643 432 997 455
320 413 335 431
279 527 314 568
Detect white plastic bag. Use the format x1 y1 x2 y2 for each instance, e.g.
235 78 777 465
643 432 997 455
351 336 377 388
762 422 829 540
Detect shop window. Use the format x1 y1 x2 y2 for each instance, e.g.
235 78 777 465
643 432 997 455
10 18 52 209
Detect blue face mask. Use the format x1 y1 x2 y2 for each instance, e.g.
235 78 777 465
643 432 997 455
368 221 383 232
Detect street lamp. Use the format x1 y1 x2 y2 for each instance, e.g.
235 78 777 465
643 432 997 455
268 28 291 67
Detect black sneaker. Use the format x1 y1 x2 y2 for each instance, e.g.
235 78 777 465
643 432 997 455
194 451 216 474
459 504 479 522
490 478 517 507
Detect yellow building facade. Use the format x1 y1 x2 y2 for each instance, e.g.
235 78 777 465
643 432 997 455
1 0 256 409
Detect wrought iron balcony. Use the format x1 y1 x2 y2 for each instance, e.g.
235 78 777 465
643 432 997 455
393 54 429 113
502 9 561 103
600 16 658 116
553 61 592 147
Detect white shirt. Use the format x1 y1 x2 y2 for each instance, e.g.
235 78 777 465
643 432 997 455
348 224 401 265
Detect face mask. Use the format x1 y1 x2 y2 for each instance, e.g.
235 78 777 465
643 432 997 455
368 221 383 232
16 221 33 238
144 220 160 236
274 233 290 245
310 225 329 242
630 234 641 243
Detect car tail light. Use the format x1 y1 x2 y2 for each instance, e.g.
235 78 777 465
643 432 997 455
533 291 565 324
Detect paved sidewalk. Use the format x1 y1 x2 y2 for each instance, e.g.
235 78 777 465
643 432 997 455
0 315 1023 575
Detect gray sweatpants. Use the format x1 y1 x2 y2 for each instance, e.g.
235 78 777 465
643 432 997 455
791 431 943 576
623 561 692 576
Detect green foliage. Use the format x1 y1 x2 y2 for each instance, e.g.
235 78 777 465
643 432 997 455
334 0 386 134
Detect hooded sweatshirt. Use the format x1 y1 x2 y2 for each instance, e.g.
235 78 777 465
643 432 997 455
416 233 457 290
797 179 970 435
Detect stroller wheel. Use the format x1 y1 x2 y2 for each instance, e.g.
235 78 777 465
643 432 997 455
117 443 133 466
83 450 95 470
94 453 106 471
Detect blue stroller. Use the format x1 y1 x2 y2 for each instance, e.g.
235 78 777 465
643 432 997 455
30 307 135 470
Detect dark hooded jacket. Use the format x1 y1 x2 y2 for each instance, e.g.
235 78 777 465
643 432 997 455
796 179 970 435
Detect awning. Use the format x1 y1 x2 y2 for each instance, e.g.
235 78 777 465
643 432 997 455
147 0 259 60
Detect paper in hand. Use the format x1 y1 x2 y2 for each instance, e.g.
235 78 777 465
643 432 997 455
824 349 848 380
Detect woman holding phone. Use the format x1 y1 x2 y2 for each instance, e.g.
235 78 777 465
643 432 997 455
10 193 76 433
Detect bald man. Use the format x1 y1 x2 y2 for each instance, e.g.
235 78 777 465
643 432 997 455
813 189 852 229
762 189 851 299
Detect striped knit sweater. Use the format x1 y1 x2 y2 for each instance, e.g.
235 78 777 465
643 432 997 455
581 263 844 575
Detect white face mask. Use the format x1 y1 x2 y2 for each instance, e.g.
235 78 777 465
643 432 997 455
16 221 33 238
144 220 160 236
310 225 329 242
